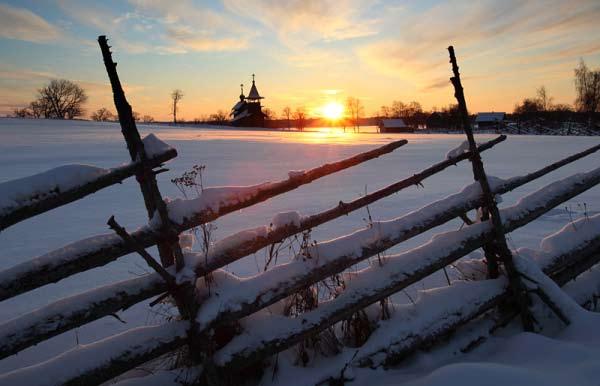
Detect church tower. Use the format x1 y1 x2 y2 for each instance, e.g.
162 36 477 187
230 74 266 127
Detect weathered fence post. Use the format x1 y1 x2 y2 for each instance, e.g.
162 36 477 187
97 39 205 365
447 45 535 331
98 35 184 271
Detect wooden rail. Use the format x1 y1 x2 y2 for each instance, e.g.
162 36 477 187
0 146 176 231
0 139 407 301
2 144 599 360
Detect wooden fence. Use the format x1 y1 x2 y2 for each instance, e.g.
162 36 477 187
0 40 599 386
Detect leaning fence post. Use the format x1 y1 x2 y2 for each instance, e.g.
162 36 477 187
447 45 535 331
97 35 184 271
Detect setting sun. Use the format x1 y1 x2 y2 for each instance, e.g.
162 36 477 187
321 101 344 121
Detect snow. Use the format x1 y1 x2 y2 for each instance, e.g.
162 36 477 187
192 166 598 334
213 167 600 365
0 273 164 357
539 213 600 256
0 321 188 386
271 211 304 229
231 109 250 122
381 119 408 128
475 112 505 123
287 170 305 179
0 164 109 215
178 232 194 251
563 266 600 307
159 182 273 225
356 279 506 367
0 131 173 221
112 367 201 386
445 140 470 159
141 133 174 159
207 225 268 258
0 231 124 291
1 119 599 381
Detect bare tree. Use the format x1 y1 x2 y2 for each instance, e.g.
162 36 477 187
209 109 228 124
36 79 88 119
13 107 31 118
574 59 600 115
171 89 184 124
91 107 114 122
29 100 46 118
380 105 392 118
263 108 274 121
132 111 140 122
346 97 363 132
282 106 292 130
293 107 307 131
141 115 155 123
536 86 554 111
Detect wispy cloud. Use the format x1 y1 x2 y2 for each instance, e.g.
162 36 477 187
127 0 253 53
165 25 249 52
0 4 62 43
0 68 57 81
224 0 380 46
57 0 252 54
358 0 600 82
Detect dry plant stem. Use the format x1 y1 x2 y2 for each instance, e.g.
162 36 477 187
198 136 506 276
448 45 535 332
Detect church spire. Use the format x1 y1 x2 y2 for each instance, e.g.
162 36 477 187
239 83 245 100
247 73 263 101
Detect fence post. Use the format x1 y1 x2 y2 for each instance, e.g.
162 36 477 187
97 35 184 271
447 45 535 331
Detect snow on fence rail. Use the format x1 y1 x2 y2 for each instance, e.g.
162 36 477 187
0 138 406 302
0 136 505 359
2 37 600 386
0 134 177 231
1 143 599 385
211 166 600 370
0 138 596 363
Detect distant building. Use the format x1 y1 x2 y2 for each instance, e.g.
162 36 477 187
475 112 505 130
379 118 413 133
231 74 266 127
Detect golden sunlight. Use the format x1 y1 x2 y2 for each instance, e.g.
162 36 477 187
321 101 344 120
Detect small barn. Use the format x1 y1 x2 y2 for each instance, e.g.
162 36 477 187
475 112 505 130
379 118 413 133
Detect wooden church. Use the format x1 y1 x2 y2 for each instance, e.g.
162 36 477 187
231 74 266 127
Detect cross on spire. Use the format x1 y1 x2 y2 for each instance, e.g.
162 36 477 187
252 73 255 83
240 83 244 94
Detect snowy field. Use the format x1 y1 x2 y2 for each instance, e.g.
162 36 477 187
0 118 599 384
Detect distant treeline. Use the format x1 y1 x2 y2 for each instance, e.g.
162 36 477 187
10 60 600 133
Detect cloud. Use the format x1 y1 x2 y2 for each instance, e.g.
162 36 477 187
127 0 253 53
0 4 62 43
165 25 249 52
56 0 251 54
357 0 600 88
224 0 379 46
0 68 57 81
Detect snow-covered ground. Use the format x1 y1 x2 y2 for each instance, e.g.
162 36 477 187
0 118 599 383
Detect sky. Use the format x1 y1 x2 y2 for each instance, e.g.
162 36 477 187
0 0 599 121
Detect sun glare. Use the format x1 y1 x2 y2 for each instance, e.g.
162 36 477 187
322 101 344 120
